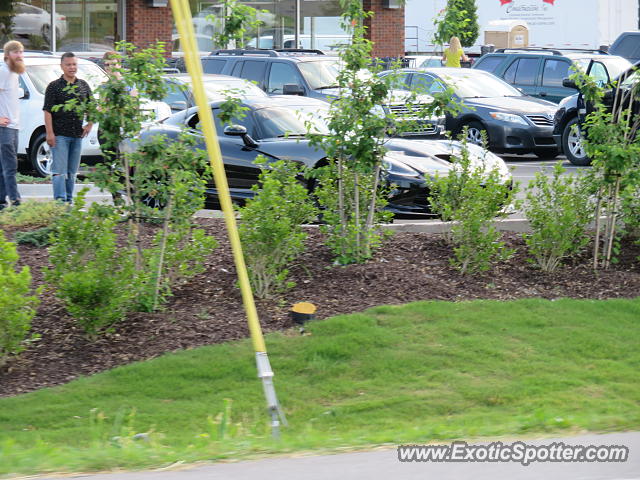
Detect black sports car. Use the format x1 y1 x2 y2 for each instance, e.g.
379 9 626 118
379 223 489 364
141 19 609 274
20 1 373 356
131 96 511 216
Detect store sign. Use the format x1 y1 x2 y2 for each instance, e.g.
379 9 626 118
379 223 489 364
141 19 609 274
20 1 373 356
496 0 557 27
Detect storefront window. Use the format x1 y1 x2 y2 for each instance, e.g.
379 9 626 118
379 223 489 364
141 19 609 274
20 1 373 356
174 0 349 53
0 1 117 53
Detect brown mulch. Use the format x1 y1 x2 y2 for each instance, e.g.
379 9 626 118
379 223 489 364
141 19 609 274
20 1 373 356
1 218 639 398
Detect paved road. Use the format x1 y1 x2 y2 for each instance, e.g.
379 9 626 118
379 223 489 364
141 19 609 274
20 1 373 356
33 432 639 480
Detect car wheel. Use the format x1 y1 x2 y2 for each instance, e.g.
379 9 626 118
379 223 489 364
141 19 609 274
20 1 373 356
534 148 559 159
462 121 487 146
29 132 53 177
562 117 591 166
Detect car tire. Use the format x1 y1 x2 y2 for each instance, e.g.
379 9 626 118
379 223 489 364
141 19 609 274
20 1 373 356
461 121 488 146
29 132 53 177
562 117 591 166
533 148 559 159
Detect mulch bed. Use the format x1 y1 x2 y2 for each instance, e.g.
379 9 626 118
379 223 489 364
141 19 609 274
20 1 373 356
1 218 639 397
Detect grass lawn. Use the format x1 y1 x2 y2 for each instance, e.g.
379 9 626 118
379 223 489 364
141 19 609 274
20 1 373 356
1 297 639 477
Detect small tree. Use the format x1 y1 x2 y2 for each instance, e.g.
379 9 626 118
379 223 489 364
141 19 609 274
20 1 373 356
434 0 479 48
54 42 218 325
238 160 317 298
574 68 640 268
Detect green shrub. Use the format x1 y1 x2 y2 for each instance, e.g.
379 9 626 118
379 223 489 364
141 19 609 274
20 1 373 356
45 194 137 337
428 142 516 274
238 160 317 298
14 226 56 247
524 163 594 272
0 200 67 228
0 230 39 366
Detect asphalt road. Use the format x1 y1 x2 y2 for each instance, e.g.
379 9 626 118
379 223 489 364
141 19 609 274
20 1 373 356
33 431 639 480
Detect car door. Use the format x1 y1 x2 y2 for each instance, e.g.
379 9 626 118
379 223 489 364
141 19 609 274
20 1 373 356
577 60 612 124
539 58 575 103
502 57 541 97
186 108 266 199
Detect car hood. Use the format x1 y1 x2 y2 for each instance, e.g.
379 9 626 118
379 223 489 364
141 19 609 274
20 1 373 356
386 138 511 182
463 95 557 114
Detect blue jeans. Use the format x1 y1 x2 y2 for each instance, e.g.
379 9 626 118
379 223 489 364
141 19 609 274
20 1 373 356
0 126 20 206
51 135 82 202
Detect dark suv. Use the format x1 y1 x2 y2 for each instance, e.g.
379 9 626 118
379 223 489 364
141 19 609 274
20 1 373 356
201 48 445 138
553 58 636 165
201 49 341 99
472 48 630 103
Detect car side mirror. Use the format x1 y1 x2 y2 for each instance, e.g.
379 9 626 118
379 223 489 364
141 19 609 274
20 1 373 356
283 83 304 96
18 87 28 99
224 124 258 148
562 78 577 89
169 100 188 111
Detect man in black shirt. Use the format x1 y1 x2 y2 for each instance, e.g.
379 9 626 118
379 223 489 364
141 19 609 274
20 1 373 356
43 52 93 202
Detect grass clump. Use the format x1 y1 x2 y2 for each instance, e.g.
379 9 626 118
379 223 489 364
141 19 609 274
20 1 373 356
0 200 68 229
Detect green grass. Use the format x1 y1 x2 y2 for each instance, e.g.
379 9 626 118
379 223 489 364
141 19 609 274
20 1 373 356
1 298 639 477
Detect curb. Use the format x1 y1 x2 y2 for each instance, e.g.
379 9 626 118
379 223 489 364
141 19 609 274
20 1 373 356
18 184 533 234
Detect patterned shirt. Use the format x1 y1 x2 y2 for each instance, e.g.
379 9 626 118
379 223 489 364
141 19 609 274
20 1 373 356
43 76 92 138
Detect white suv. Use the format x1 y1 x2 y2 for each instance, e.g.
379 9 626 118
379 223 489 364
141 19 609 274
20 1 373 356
17 54 108 176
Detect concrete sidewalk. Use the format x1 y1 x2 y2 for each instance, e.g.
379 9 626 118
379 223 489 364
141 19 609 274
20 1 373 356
32 431 640 480
18 183 112 205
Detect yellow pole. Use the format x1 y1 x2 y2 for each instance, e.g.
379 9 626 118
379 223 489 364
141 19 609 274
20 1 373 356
170 0 286 434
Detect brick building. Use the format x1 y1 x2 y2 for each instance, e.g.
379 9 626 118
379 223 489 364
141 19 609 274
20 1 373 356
1 1 405 58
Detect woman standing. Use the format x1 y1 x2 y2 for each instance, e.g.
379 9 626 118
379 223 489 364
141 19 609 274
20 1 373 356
442 36 469 68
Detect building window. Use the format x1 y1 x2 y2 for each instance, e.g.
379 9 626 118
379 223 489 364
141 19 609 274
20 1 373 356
173 0 349 53
1 1 117 53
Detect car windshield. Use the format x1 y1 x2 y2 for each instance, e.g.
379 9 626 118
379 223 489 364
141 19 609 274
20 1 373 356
253 106 329 138
438 71 523 98
26 63 108 94
297 59 341 90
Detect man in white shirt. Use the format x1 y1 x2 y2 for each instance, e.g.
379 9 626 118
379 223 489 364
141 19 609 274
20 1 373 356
0 40 24 210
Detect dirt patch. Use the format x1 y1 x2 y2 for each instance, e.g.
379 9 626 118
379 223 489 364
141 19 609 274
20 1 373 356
1 218 639 397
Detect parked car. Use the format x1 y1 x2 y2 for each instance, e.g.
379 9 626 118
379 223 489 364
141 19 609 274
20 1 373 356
380 67 560 158
553 58 639 165
472 48 631 103
131 96 511 216
201 49 445 138
17 54 108 177
9 2 68 41
161 73 267 112
609 31 640 64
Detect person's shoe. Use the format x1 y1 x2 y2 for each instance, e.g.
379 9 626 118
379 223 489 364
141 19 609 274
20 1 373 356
0 203 7 212
11 200 20 207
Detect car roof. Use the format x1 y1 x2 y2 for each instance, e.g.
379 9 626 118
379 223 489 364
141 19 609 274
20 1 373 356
206 49 338 62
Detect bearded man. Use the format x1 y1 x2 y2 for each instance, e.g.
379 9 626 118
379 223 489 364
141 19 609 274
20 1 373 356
0 40 24 210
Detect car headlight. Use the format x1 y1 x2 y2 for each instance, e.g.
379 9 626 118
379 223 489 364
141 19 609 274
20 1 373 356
489 112 527 125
